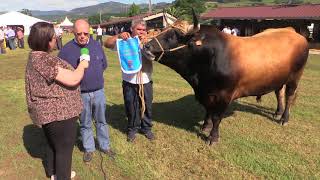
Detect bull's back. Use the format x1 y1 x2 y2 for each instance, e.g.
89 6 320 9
225 28 308 98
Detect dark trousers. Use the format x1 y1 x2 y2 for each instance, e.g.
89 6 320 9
56 37 62 50
8 37 16 50
122 80 153 133
96 35 103 46
42 117 77 180
18 38 24 48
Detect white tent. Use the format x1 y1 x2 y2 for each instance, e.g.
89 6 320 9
59 17 73 27
0 11 48 35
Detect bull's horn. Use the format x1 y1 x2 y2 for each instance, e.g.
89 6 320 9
187 8 200 34
163 9 172 27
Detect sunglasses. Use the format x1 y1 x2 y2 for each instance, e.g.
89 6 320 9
76 32 89 36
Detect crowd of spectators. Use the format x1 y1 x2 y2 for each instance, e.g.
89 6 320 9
0 25 25 54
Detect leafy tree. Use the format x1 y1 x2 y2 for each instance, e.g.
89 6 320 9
88 13 110 25
274 0 303 4
20 9 32 16
128 3 141 17
171 0 206 20
166 6 184 18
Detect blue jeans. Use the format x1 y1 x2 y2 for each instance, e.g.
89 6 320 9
8 37 16 50
80 89 111 152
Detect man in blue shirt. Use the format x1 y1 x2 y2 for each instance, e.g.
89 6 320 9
58 19 115 163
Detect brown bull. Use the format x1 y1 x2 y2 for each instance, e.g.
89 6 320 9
142 11 309 145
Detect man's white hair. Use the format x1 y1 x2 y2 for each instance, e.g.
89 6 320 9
131 19 146 28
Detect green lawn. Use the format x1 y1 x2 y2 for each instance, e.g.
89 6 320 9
0 34 319 179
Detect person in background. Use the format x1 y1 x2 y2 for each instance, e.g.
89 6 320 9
25 22 89 180
58 19 115 163
89 26 94 39
0 26 5 54
222 26 232 34
6 26 16 50
16 27 24 48
96 25 103 46
231 26 239 36
54 25 63 50
104 19 155 142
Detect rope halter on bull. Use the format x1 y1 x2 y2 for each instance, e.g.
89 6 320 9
153 36 187 62
144 11 200 62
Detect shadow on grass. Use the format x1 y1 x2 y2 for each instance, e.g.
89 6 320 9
106 95 278 136
23 124 50 177
23 123 86 176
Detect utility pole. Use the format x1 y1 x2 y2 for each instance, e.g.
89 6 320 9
148 0 152 13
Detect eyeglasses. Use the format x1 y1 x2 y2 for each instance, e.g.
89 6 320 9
137 28 146 31
76 32 89 36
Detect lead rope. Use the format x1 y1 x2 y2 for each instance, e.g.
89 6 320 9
137 71 146 118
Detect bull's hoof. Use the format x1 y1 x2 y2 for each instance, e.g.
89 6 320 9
256 96 262 103
273 113 282 121
279 118 288 126
281 121 289 126
201 126 212 132
206 136 219 146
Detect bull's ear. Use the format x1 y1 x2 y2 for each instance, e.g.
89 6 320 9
187 8 200 34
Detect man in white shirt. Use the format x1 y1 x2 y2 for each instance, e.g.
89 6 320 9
222 26 232 34
54 25 63 50
104 19 155 142
96 25 103 46
231 27 239 36
0 26 5 54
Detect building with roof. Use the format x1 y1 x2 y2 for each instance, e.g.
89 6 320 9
201 4 320 41
96 12 176 35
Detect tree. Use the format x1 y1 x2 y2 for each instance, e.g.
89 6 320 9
88 13 110 25
166 6 184 18
88 15 100 25
128 3 141 17
172 0 206 20
20 9 32 16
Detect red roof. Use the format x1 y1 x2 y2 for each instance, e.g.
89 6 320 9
201 4 320 20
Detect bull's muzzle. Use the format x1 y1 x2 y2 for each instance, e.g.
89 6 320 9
142 45 156 61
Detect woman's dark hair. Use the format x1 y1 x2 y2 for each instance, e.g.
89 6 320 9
28 22 55 52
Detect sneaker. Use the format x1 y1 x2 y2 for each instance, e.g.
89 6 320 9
127 131 136 142
101 148 116 159
71 171 76 179
144 131 155 141
83 152 93 163
50 171 76 180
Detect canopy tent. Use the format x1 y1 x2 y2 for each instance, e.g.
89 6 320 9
59 16 73 27
0 11 47 35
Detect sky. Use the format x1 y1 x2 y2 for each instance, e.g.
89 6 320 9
0 0 175 12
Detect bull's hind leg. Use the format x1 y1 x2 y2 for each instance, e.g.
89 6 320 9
273 85 285 120
280 82 298 126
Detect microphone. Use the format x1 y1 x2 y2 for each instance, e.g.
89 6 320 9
80 48 90 61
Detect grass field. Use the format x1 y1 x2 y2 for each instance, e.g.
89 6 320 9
0 34 319 179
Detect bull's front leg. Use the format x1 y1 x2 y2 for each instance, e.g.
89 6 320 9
201 109 213 132
201 92 230 145
207 113 223 145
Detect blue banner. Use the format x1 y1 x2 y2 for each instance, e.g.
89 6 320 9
116 37 142 74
